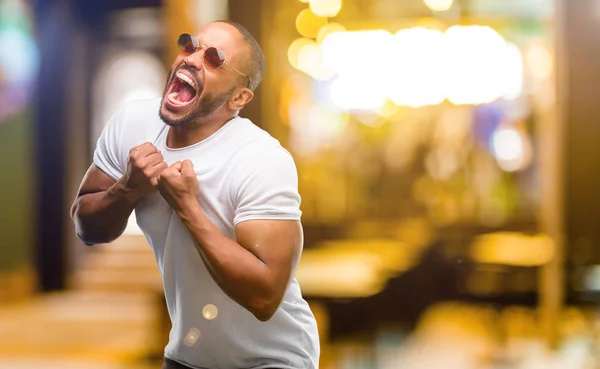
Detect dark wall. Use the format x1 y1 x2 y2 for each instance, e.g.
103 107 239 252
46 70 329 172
33 0 162 291
33 0 74 291
0 111 34 272
228 0 264 128
561 0 600 293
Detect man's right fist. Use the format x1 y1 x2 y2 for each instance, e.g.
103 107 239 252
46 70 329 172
123 142 168 196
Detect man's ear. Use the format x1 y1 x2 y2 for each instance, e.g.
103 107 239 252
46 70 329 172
229 88 254 111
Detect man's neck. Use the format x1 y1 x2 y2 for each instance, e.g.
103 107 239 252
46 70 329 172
166 115 236 149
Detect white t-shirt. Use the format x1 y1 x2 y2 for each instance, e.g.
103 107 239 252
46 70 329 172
93 98 320 369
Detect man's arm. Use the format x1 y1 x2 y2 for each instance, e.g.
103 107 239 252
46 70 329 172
182 207 302 322
157 160 302 322
71 143 167 245
70 164 142 245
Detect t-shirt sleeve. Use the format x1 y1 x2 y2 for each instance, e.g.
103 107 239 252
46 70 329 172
233 146 302 225
93 108 127 181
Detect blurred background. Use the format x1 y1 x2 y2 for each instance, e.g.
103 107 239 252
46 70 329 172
1 0 600 368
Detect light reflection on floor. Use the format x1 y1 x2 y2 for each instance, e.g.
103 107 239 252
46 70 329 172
0 290 157 369
1 294 598 369
0 358 158 369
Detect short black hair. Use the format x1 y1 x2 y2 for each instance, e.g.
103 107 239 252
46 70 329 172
215 20 266 91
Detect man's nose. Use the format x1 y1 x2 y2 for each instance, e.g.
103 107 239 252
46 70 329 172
183 50 204 70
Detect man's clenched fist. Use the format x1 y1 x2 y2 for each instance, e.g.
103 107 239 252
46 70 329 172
157 160 200 213
123 142 168 197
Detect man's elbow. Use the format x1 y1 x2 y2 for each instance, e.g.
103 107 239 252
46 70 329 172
73 228 99 246
72 214 120 246
248 295 281 322
75 231 103 246
252 305 278 322
74 222 117 246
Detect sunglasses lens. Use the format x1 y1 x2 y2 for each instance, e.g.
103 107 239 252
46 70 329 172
178 34 198 53
204 47 225 69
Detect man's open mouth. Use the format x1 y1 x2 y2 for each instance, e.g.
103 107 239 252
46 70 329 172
165 69 199 108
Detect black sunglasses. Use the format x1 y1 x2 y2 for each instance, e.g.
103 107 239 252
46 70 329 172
177 33 251 88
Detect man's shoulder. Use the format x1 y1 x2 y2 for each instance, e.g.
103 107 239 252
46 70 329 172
230 118 293 160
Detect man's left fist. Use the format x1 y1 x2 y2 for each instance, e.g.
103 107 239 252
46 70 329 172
157 160 199 212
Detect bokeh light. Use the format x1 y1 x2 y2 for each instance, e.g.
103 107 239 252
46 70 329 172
309 0 342 18
501 42 524 100
321 30 392 110
0 28 38 84
471 233 555 266
0 0 39 121
329 76 389 111
491 125 532 172
0 0 31 27
311 26 524 110
375 100 400 118
316 22 346 44
526 42 553 81
289 100 349 156
288 37 315 71
297 42 321 74
295 8 327 39
492 127 522 161
298 44 335 81
321 29 392 75
444 25 510 105
184 328 201 346
423 0 454 12
388 27 446 107
202 304 218 320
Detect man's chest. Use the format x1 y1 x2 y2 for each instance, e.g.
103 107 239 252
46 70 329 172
134 178 237 247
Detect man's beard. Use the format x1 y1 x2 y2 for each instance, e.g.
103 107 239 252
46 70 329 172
159 69 235 127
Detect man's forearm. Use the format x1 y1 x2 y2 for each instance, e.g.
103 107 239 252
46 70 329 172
178 204 277 321
71 178 143 245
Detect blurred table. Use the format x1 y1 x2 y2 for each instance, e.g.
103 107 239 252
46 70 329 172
295 238 423 369
296 238 419 298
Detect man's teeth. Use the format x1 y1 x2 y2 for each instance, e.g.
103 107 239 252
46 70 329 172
176 72 196 90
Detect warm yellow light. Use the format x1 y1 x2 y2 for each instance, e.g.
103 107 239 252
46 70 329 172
316 22 346 44
388 27 446 107
288 37 315 71
502 42 524 100
311 66 336 81
471 233 555 267
309 0 342 18
288 37 336 80
295 8 327 39
353 113 385 127
375 100 400 118
321 29 392 74
319 25 525 111
491 125 532 172
202 304 218 320
298 42 321 73
492 127 522 162
444 25 510 105
526 42 553 81
329 76 388 111
321 30 392 110
289 102 349 157
302 43 336 80
299 0 310 2
423 0 453 11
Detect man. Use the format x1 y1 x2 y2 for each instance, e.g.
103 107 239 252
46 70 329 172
70 20 320 369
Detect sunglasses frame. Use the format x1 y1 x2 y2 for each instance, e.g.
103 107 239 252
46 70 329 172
178 33 251 88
